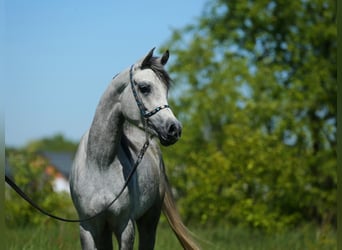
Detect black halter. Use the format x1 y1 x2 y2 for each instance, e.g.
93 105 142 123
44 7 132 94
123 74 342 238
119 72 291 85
129 65 170 119
4 66 169 223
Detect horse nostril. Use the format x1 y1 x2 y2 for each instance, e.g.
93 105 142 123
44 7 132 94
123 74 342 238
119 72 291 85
169 124 176 136
168 122 182 138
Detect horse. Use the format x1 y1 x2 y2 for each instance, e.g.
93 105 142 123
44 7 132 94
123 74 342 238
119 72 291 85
69 48 199 250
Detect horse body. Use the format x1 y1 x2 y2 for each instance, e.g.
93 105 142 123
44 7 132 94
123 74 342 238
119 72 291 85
71 128 164 249
70 49 199 250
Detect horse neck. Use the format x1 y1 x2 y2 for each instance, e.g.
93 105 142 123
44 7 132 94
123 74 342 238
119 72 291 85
87 70 129 167
123 122 148 153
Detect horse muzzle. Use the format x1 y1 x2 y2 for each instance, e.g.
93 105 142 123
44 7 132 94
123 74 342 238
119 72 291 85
157 119 182 146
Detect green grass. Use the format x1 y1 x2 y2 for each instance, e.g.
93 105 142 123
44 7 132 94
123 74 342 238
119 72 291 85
5 222 336 250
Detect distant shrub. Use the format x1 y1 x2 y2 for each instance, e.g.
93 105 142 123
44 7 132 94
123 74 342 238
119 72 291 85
5 149 75 228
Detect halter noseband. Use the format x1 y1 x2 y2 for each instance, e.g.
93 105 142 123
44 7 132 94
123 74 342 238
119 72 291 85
130 65 170 119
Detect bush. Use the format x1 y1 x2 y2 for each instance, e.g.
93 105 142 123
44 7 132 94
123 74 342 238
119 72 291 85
164 122 336 231
5 149 75 228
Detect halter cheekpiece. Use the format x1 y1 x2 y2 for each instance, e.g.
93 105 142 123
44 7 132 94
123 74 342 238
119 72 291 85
130 65 170 119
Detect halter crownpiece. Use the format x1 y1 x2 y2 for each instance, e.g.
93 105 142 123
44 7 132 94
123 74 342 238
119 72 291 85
129 65 170 119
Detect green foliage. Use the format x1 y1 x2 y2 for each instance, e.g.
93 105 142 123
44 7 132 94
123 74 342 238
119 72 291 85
162 0 336 231
5 149 75 228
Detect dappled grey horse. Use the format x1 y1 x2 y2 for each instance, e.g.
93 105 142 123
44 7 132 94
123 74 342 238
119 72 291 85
70 49 199 250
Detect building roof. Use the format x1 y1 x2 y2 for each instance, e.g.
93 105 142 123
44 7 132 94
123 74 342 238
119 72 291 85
39 151 74 179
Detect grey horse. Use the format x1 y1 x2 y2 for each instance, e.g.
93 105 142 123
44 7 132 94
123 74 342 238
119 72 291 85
70 48 199 250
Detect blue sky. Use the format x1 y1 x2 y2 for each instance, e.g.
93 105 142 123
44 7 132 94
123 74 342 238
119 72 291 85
4 0 207 147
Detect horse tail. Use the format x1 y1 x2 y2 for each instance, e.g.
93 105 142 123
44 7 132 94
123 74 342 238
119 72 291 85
162 176 200 250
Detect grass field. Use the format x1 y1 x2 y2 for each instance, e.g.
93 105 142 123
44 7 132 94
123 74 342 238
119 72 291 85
5 221 336 250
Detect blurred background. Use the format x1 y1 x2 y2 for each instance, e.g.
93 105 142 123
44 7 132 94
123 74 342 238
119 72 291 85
5 0 336 249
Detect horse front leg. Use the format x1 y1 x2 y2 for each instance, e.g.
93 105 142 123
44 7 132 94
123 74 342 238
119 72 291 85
136 203 162 250
116 219 135 250
79 220 113 250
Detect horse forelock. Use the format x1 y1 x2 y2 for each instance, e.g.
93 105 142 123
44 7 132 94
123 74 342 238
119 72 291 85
112 54 172 91
142 57 172 89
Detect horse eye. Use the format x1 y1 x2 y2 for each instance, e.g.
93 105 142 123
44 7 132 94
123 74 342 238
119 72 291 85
138 84 151 95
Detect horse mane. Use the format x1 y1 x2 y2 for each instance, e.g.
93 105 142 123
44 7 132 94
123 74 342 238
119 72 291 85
142 57 172 89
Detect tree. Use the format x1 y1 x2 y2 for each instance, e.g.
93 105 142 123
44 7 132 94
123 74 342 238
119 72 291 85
162 0 336 230
26 134 78 153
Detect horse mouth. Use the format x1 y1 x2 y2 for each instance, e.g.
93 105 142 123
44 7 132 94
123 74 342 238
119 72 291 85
159 135 179 146
147 120 181 146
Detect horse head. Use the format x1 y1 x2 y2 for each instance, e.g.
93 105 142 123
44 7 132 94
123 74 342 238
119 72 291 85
120 48 182 146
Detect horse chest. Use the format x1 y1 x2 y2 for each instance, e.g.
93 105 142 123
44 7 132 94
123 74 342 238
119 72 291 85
132 156 163 217
94 153 162 217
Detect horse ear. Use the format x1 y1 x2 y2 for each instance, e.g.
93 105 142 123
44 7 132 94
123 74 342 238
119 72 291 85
160 50 169 65
141 47 155 68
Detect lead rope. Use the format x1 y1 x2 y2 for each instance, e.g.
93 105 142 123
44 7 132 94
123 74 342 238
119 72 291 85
5 134 152 223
